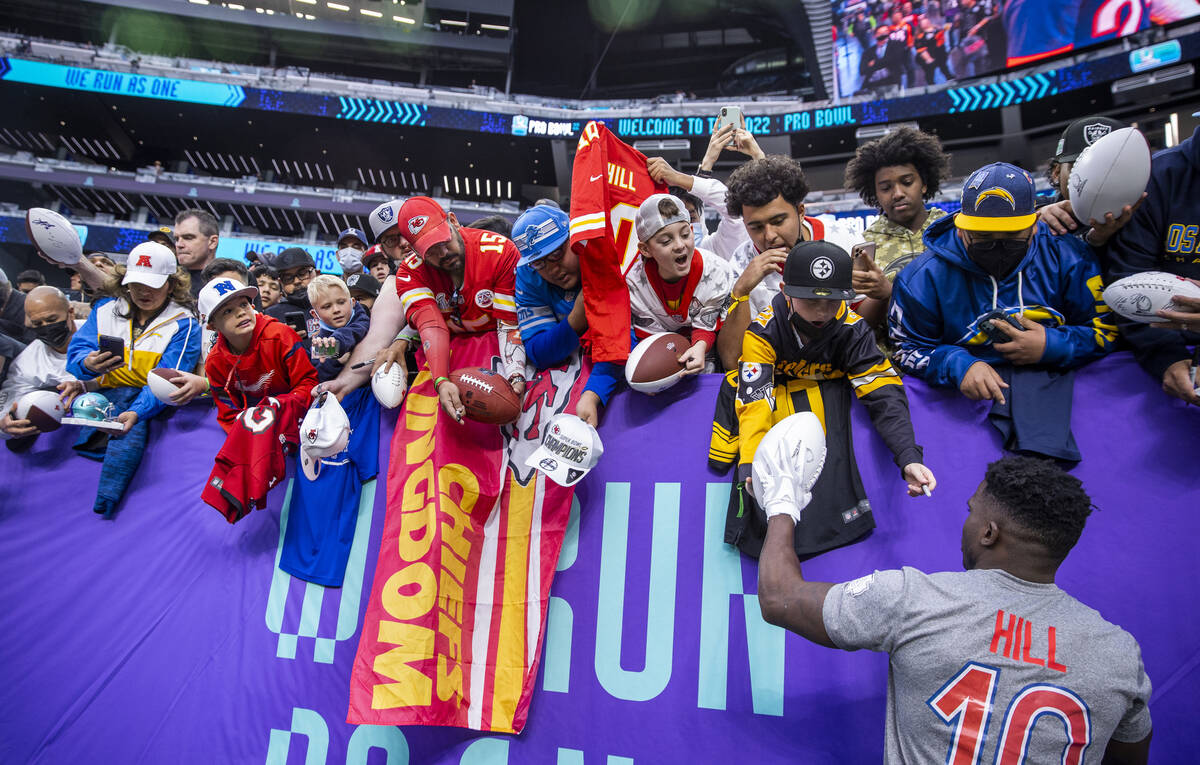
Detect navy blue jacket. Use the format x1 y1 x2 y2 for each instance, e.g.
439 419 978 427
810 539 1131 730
1106 126 1200 380
312 302 370 382
889 215 1116 388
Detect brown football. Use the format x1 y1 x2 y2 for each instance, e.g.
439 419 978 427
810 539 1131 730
449 367 521 425
624 332 688 393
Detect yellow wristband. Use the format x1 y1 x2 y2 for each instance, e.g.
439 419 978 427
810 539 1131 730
728 293 749 311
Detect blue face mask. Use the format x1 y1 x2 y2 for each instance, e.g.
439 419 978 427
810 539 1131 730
691 222 706 244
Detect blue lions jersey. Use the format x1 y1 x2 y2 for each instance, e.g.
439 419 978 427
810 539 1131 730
515 264 622 405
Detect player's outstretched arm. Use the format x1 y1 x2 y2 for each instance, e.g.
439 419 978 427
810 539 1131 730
758 515 836 648
1102 731 1151 765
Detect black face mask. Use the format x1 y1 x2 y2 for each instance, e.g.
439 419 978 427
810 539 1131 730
966 238 1028 280
31 319 72 349
789 309 836 343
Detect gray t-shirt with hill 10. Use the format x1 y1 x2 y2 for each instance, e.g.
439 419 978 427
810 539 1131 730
823 567 1152 764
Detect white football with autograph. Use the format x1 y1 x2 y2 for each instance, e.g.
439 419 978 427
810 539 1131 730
1102 271 1200 324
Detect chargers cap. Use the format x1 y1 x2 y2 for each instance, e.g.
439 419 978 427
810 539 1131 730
524 413 604 487
122 242 177 289
956 162 1038 232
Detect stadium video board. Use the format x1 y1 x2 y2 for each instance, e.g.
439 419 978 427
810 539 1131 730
833 0 1200 99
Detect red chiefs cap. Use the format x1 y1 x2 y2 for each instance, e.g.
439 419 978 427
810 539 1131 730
397 196 453 257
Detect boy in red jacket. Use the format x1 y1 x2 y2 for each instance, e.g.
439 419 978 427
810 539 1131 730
198 277 318 522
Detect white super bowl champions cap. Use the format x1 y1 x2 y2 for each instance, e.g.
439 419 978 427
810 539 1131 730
525 413 604 487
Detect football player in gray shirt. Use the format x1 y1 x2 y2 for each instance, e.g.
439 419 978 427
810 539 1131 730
758 454 1152 764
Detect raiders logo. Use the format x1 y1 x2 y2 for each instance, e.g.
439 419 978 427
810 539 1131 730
377 206 395 223
475 289 494 309
1083 122 1113 145
407 215 428 236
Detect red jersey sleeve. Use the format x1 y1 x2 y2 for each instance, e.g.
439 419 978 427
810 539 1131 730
394 263 436 326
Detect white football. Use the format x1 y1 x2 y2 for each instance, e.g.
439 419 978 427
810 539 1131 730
24 207 83 265
146 367 185 405
371 362 407 408
15 389 66 432
624 331 688 394
1068 127 1151 226
1102 271 1200 323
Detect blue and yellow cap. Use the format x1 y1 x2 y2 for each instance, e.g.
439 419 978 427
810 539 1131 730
955 162 1037 233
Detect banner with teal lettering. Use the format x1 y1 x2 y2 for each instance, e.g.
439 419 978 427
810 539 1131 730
0 353 1197 762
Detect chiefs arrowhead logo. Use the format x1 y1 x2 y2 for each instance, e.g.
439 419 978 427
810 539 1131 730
407 216 428 237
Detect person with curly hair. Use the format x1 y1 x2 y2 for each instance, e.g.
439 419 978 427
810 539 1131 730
718 155 857 370
66 242 201 517
758 453 1153 764
843 127 951 327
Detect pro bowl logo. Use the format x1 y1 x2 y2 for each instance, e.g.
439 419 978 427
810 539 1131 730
475 289 494 309
407 215 428 237
511 115 529 137
810 256 834 280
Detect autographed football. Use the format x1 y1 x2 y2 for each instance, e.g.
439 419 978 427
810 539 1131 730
371 362 407 409
1102 272 1200 324
15 389 66 432
24 207 83 265
625 332 688 394
147 367 185 406
450 367 521 424
1068 127 1151 226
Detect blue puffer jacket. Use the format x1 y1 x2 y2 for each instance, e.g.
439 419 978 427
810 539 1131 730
888 215 1116 389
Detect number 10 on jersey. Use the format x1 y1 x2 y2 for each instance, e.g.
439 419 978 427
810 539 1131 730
928 661 1091 765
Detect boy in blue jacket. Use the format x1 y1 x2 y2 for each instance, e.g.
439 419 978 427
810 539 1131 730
889 163 1116 460
513 204 622 426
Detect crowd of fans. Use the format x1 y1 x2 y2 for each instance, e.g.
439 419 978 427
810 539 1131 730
2 110 1196 761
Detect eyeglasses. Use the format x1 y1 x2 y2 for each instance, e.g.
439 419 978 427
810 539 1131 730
278 267 314 286
531 249 566 272
380 234 405 248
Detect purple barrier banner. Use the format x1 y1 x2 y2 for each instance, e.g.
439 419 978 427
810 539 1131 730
1 352 1198 763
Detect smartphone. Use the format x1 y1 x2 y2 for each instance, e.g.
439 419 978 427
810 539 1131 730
979 310 1025 343
715 106 745 146
284 313 306 334
851 242 877 266
98 334 125 360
